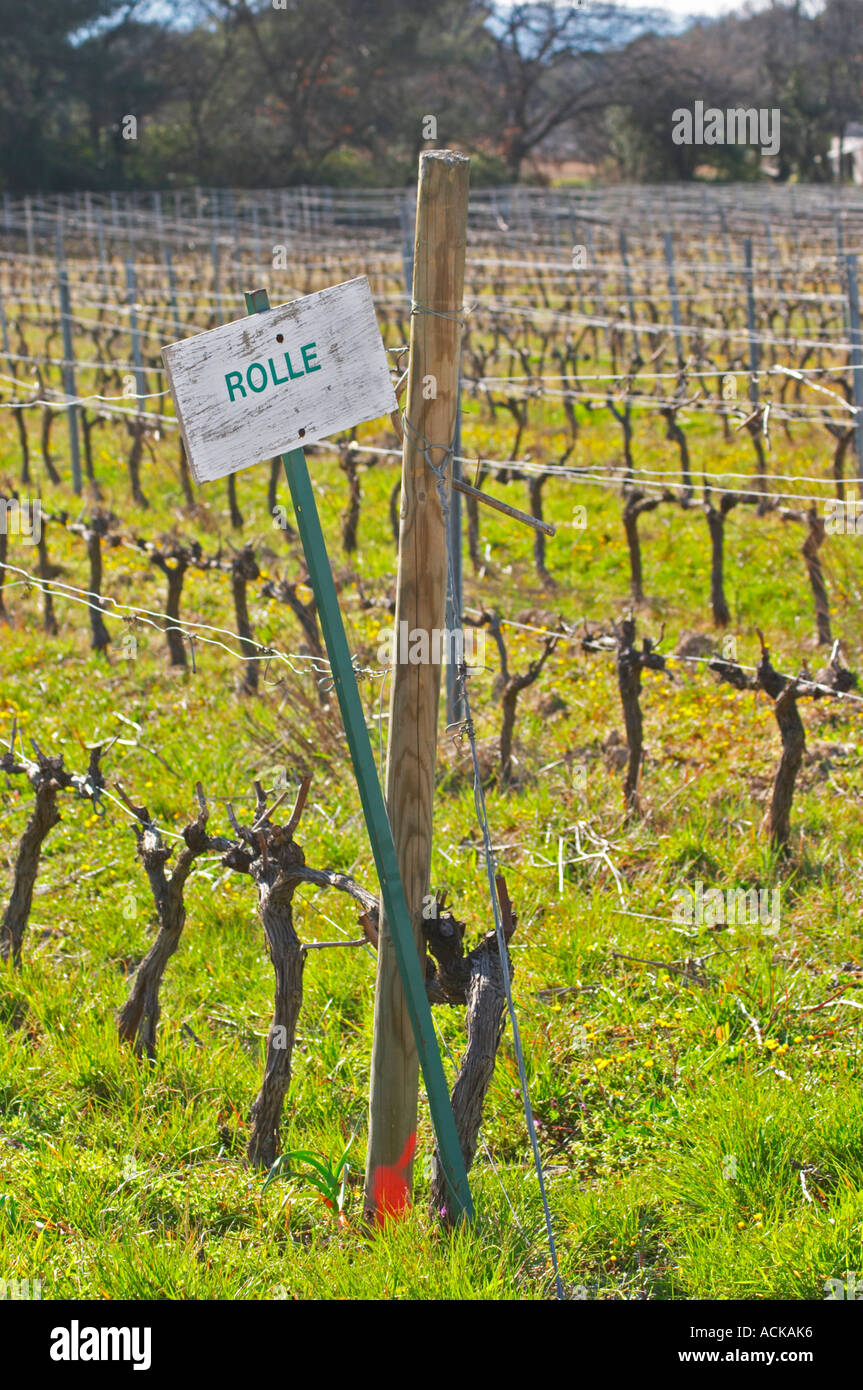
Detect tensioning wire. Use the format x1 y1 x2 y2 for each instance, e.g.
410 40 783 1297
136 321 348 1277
402 407 566 1300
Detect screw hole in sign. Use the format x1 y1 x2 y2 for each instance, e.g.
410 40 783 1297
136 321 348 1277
298 428 306 437
276 333 284 343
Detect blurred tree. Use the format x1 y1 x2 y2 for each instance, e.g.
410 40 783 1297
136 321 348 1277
0 0 178 189
813 0 863 182
472 2 667 180
0 0 860 190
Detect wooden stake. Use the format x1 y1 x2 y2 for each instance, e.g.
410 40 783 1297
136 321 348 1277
365 151 470 1221
58 271 82 496
744 237 759 407
243 282 472 1225
452 476 555 536
845 254 863 483
663 231 683 369
445 383 463 726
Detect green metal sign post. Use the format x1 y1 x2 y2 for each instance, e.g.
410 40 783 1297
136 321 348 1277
244 287 473 1224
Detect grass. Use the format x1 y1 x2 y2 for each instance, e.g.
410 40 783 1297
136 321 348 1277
1 329 863 1300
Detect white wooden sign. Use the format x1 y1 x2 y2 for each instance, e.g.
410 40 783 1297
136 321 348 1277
161 276 397 484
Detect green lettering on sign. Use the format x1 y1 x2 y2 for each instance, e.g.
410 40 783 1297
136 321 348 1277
225 370 246 402
247 362 267 393
223 341 321 402
268 356 290 386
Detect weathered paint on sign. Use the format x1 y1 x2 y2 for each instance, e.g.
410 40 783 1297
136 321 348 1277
161 276 397 484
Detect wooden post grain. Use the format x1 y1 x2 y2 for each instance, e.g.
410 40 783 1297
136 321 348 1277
364 151 469 1221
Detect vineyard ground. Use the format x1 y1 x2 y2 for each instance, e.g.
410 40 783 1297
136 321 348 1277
1 398 862 1300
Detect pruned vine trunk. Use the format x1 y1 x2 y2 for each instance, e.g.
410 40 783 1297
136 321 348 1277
425 879 516 1224
117 792 211 1058
618 638 645 819
528 471 553 588
0 778 61 967
151 547 189 668
662 406 693 503
622 495 645 604
480 611 557 786
430 939 506 1218
607 616 667 823
710 634 857 855
227 473 243 529
765 682 805 851
801 509 831 646
41 406 60 485
85 520 111 651
340 444 361 554
466 487 481 573
705 496 738 628
231 544 260 694
127 419 148 508
14 408 30 486
705 506 730 627
746 418 767 503
178 441 195 505
0 746 104 968
246 846 307 1169
37 525 57 635
622 488 674 605
80 409 101 493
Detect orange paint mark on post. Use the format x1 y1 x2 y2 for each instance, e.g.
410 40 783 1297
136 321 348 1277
370 1131 417 1226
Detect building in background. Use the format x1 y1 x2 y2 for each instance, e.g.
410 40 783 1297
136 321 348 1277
829 124 863 184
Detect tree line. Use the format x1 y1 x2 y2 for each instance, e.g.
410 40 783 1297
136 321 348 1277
3 0 863 192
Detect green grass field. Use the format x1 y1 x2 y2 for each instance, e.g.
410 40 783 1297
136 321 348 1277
2 393 863 1301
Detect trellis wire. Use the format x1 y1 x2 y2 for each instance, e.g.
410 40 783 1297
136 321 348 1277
401 406 565 1298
